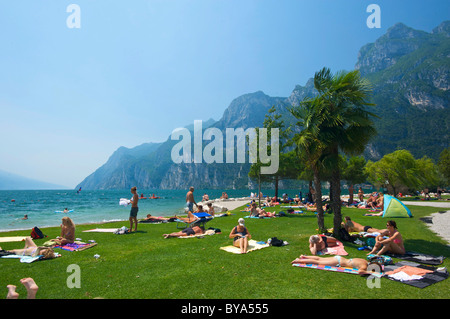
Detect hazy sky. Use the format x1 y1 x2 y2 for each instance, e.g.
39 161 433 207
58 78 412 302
0 0 448 188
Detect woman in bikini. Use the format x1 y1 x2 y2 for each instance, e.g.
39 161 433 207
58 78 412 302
51 216 75 245
291 255 370 274
367 220 405 256
2 237 55 259
309 235 339 255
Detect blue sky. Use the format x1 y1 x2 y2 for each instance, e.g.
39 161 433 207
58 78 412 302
0 0 448 188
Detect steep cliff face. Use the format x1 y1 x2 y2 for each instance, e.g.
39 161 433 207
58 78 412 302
76 21 449 190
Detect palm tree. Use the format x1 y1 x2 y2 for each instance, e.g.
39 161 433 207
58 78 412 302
312 67 377 236
289 96 328 232
290 67 377 236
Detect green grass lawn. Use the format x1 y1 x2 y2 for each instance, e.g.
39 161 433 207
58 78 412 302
0 203 449 299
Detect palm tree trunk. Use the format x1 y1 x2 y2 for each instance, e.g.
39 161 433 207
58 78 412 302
331 168 342 238
313 166 325 232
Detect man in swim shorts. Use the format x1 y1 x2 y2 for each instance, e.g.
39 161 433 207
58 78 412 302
129 187 139 232
163 226 204 238
186 187 197 213
343 216 381 233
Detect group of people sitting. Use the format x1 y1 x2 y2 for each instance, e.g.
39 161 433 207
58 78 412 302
295 217 406 274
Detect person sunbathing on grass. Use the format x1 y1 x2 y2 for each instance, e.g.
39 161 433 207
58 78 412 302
2 237 56 260
309 235 339 255
163 226 205 238
142 214 176 222
342 216 382 233
291 255 371 275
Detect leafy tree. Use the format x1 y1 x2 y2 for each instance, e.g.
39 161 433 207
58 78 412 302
437 147 450 185
342 156 368 204
365 150 439 196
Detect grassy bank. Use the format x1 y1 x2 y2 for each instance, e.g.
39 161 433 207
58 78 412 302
0 203 449 299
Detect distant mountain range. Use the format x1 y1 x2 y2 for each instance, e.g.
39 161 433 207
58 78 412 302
76 20 449 190
0 170 68 190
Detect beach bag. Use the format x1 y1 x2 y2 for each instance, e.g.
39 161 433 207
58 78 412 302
339 227 354 243
269 237 284 247
31 226 46 239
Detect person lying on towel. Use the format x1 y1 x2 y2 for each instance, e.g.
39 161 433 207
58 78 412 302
291 255 371 275
163 226 205 238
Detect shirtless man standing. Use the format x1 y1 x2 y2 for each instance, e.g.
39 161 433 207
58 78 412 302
186 187 197 214
129 186 139 232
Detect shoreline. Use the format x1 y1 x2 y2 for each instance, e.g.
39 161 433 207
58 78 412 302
2 197 450 245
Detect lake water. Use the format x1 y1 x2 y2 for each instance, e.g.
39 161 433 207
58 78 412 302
0 188 316 232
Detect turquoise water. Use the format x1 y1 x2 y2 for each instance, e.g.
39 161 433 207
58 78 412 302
0 188 313 232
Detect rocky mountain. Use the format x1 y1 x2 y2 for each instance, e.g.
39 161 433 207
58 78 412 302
0 170 68 190
76 21 449 190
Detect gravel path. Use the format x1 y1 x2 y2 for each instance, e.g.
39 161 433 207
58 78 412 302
403 200 450 245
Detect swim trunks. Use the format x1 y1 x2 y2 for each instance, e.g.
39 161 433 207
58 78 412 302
186 202 194 212
182 227 195 236
364 225 373 232
130 207 139 218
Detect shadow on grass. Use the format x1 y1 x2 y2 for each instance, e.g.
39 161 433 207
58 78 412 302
404 239 450 258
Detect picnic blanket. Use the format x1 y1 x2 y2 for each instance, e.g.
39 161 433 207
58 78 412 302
387 251 445 265
383 261 448 288
220 240 269 254
54 242 97 252
0 236 28 243
317 239 348 256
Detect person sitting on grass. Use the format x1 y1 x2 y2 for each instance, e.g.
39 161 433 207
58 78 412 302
367 220 405 256
50 216 75 245
309 235 339 255
2 237 56 260
229 218 252 254
291 255 371 275
163 226 205 238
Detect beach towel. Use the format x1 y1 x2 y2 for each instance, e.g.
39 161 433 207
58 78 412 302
1 252 61 263
244 216 272 219
388 251 445 265
220 240 270 254
82 228 120 233
317 240 348 256
292 262 364 275
54 242 97 252
383 261 448 288
119 198 131 206
0 236 28 243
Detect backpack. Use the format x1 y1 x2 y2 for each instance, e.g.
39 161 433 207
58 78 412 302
269 237 284 247
338 227 355 243
30 226 46 239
